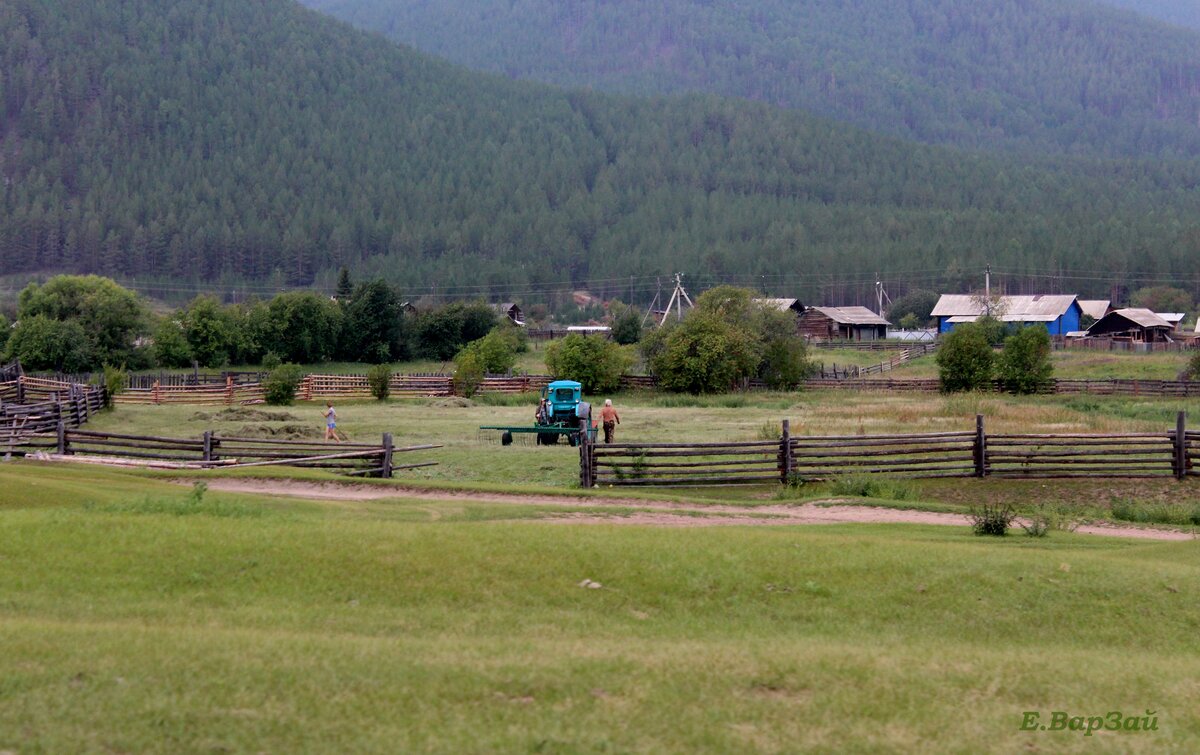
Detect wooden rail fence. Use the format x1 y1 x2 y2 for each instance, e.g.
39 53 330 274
581 413 1197 487
1 377 107 451
17 428 437 478
99 371 1200 405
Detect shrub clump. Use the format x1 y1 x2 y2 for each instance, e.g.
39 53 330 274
367 364 392 401
263 363 304 405
969 502 1015 536
453 350 485 398
545 333 632 394
996 326 1053 394
936 321 995 393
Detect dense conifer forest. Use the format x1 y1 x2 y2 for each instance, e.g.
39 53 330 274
2 0 1200 302
304 0 1200 158
1098 0 1200 31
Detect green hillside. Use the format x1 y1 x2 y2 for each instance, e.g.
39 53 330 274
302 0 1200 158
2 0 1200 300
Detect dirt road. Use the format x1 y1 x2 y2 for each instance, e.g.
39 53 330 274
196 479 1196 541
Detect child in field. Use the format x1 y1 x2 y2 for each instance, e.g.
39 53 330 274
323 402 343 442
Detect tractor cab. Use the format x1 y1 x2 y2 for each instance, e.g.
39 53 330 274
541 380 583 426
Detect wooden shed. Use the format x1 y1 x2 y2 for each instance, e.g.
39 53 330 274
797 306 890 341
494 302 525 326
1085 308 1175 343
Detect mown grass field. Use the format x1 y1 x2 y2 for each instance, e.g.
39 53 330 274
1 463 1197 752
85 389 1200 515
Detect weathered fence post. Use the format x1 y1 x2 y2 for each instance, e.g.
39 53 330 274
56 421 67 456
780 419 793 485
579 419 593 488
225 376 234 405
1174 411 1187 480
152 380 161 405
203 430 214 465
381 432 394 479
973 414 987 478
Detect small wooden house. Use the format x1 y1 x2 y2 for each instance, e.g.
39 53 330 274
797 306 890 341
494 302 525 326
1085 308 1175 342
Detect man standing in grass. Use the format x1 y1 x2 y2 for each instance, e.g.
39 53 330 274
599 399 621 444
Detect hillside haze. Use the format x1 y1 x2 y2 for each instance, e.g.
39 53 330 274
1097 0 1200 31
2 0 1200 302
302 0 1200 159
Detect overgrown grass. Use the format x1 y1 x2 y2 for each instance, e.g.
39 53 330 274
1 466 1198 751
830 474 920 501
1110 498 1200 527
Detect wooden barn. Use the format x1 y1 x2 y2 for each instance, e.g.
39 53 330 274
797 306 890 341
1085 308 1175 342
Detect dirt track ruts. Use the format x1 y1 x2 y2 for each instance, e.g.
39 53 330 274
194 479 1196 541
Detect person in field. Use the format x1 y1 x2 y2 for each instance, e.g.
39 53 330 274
323 401 343 442
599 399 620 443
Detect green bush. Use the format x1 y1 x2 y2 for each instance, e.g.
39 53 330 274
181 295 236 368
102 364 128 407
18 275 147 368
260 351 283 371
610 305 643 345
969 502 1015 536
263 363 304 406
1185 351 1200 381
545 333 631 394
4 315 92 372
936 322 994 393
152 318 192 368
367 364 392 401
996 326 1053 394
453 350 485 397
458 329 518 375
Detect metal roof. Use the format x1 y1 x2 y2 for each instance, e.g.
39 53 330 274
811 306 890 326
1078 300 1111 320
931 294 1079 320
1157 312 1185 324
1093 308 1173 330
755 298 802 312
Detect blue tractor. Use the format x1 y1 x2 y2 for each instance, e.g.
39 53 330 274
480 380 597 446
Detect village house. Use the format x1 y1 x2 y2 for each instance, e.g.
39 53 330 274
1086 308 1176 343
796 306 890 341
931 294 1082 336
493 302 525 326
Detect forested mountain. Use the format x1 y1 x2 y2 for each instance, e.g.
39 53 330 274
301 0 1200 158
3 0 1200 303
1097 0 1200 31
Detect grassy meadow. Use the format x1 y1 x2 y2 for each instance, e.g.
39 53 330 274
5 349 1200 751
79 388 1200 516
1 463 1198 752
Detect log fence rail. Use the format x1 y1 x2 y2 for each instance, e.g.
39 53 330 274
583 412 1195 487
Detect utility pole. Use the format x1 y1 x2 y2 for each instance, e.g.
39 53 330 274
658 273 694 327
984 264 991 317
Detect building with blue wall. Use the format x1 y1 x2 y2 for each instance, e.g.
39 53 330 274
931 295 1082 336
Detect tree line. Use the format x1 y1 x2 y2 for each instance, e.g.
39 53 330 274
1 0 1199 304
2 273 515 373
